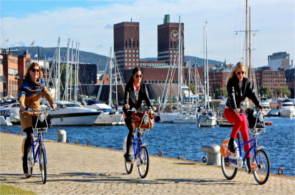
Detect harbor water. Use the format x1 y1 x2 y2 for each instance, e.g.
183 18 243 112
1 115 294 177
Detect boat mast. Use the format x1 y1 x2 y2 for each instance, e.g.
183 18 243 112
203 24 206 109
65 39 70 101
58 37 61 101
245 0 248 74
177 16 181 110
188 59 191 107
249 7 252 82
74 42 78 102
70 41 74 102
205 22 210 109
109 47 113 107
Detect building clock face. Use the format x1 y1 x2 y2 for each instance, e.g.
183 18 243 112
170 30 178 41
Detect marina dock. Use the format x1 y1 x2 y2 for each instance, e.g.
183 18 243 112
0 132 294 195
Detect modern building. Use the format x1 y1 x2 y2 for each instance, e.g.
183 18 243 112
268 52 290 70
79 64 97 84
285 68 295 98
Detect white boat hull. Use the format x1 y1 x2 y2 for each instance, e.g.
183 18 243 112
0 116 12 126
198 115 217 127
279 108 295 117
94 112 124 125
173 118 197 124
50 114 99 126
158 113 179 123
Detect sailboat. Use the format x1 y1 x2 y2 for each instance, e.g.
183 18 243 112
157 16 198 124
84 47 124 125
197 22 217 128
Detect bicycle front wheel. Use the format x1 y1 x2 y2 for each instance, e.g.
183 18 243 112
253 149 270 185
138 146 149 178
221 155 237 180
40 147 47 184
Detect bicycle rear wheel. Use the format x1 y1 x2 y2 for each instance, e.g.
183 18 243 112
26 147 33 178
253 149 270 185
40 147 47 184
138 146 149 178
221 155 237 180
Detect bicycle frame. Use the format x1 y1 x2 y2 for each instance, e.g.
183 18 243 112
131 130 146 163
225 133 263 169
31 131 47 167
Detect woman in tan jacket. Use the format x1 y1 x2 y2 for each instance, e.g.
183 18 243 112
19 62 56 177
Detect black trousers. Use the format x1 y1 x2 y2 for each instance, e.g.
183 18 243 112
23 127 34 173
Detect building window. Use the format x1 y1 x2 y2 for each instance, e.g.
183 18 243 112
170 42 172 48
136 41 139 48
133 41 135 48
125 41 127 48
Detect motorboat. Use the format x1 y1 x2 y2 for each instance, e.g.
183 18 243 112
172 111 197 124
260 101 272 116
0 101 20 124
0 108 13 126
278 99 295 117
48 101 100 126
198 109 217 127
82 99 124 125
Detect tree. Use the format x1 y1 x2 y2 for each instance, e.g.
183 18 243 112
258 85 272 99
188 83 196 94
214 88 227 99
274 87 291 98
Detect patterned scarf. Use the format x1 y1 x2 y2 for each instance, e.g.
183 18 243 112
19 78 45 98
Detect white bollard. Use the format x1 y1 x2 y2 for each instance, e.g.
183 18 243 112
55 129 67 142
201 144 221 166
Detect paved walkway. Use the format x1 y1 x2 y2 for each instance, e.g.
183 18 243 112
0 133 294 195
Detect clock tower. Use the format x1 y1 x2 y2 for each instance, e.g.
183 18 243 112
157 15 184 66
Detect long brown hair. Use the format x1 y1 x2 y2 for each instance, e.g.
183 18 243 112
226 62 246 85
25 62 43 79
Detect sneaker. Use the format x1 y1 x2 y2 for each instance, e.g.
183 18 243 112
24 173 31 178
124 153 131 162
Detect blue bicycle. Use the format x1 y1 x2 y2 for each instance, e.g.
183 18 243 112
22 108 50 184
123 110 153 178
220 110 270 185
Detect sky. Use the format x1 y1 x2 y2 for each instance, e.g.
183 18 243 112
0 0 294 67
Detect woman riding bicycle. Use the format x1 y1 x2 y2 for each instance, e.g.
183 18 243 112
19 62 56 177
224 62 262 173
123 67 154 162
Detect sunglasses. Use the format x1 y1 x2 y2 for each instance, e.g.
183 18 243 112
236 71 245 75
135 74 142 78
31 68 40 72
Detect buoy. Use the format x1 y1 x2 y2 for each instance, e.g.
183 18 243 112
75 140 79 144
265 122 273 126
87 141 91 146
66 138 70 143
18 131 21 135
202 156 207 163
158 151 163 157
4 130 6 133
278 167 284 175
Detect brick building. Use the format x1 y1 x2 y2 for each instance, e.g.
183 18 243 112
285 68 295 97
1 49 31 98
0 55 3 98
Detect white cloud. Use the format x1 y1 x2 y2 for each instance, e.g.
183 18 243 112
2 0 294 66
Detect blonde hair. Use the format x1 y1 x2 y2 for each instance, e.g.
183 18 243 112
226 62 246 85
25 62 43 79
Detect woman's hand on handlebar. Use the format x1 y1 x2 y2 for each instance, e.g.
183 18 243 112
234 108 240 114
125 104 130 110
51 103 57 110
20 105 26 111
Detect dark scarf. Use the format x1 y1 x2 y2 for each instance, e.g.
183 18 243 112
19 78 45 98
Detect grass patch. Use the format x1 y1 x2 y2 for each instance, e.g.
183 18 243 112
0 183 36 195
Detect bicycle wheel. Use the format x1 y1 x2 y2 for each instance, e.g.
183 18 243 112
138 146 149 178
221 155 237 180
26 147 33 178
125 158 133 174
253 149 270 185
40 147 47 184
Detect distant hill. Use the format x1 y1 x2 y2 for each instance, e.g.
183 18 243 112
10 47 223 70
141 56 223 66
10 46 109 71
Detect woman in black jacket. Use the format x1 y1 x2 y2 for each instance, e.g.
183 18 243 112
123 67 153 161
224 62 262 173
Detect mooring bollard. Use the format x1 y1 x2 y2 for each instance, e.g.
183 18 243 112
54 129 67 142
201 144 221 166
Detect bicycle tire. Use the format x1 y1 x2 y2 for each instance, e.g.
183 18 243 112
26 147 33 178
125 159 133 174
221 155 237 180
253 149 270 185
138 146 149 178
40 147 47 184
